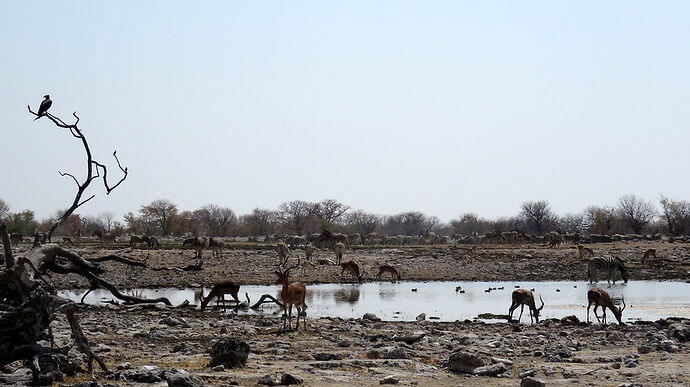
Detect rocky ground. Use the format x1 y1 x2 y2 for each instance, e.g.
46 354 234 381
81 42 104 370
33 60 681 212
2 305 689 386
2 241 689 386
10 241 690 289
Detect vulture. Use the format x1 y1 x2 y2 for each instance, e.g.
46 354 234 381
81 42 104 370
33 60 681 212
35 95 52 120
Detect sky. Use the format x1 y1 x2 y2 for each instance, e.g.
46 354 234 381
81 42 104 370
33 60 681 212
1 2 689 222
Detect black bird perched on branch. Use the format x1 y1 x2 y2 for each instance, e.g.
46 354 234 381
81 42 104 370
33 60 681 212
34 94 52 120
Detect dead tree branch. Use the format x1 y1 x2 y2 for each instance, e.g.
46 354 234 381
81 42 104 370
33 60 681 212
27 105 128 242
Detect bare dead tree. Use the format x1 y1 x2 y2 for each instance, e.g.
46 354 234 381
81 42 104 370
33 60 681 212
0 101 175 383
27 104 128 242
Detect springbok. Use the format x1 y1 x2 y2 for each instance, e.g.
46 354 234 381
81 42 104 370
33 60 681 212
183 236 208 259
508 289 544 324
641 249 657 263
276 241 289 265
92 230 115 247
375 264 401 281
340 260 363 283
578 245 594 258
275 258 307 331
209 237 226 259
333 242 345 265
200 280 241 310
587 287 625 325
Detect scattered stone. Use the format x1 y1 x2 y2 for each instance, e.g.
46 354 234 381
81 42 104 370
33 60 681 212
668 322 690 342
561 315 580 325
209 337 251 368
491 357 513 366
607 332 624 342
521 376 546 387
364 313 382 321
128 365 162 383
473 362 507 376
379 375 400 384
164 370 204 387
660 340 679 353
393 331 426 344
383 347 409 360
172 343 186 353
367 349 382 359
637 344 653 354
116 362 131 370
416 313 426 321
312 353 343 361
448 350 489 373
211 365 224 372
258 374 282 386
280 373 303 385
518 369 536 379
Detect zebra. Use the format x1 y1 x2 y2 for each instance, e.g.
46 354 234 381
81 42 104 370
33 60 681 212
587 257 628 284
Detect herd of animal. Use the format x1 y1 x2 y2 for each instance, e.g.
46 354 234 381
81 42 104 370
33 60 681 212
196 231 641 331
7 228 660 331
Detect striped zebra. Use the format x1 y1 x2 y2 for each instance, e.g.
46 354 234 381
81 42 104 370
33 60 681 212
587 257 629 284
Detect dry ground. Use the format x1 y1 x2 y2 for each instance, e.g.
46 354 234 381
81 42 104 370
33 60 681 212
3 241 689 386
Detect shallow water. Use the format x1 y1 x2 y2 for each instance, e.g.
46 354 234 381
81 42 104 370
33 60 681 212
59 280 690 322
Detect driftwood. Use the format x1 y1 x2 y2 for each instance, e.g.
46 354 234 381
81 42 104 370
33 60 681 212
250 294 284 309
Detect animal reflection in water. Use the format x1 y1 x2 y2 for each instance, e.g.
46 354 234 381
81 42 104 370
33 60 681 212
333 287 361 304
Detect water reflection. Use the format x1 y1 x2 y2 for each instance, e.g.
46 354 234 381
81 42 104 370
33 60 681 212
59 280 690 322
333 286 360 304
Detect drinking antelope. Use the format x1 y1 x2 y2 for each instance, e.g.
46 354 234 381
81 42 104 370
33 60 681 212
375 264 401 281
587 287 625 325
200 280 241 310
340 260 363 283
275 258 307 331
641 249 657 263
508 289 544 324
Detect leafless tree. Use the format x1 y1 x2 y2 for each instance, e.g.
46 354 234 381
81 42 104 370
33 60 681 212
659 196 690 235
383 211 438 236
140 199 179 235
313 199 350 224
520 201 555 234
617 194 656 234
584 206 616 235
0 199 9 221
278 200 316 235
345 210 382 235
196 204 237 236
450 213 492 235
98 211 116 233
241 208 277 236
558 213 586 233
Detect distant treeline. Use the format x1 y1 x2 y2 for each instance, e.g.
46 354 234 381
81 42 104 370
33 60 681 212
1 194 689 238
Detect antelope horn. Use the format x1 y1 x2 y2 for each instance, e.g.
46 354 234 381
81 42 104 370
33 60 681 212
537 295 545 311
620 296 626 312
284 257 301 273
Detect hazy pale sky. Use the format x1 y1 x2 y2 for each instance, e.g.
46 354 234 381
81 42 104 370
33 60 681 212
1 2 689 222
